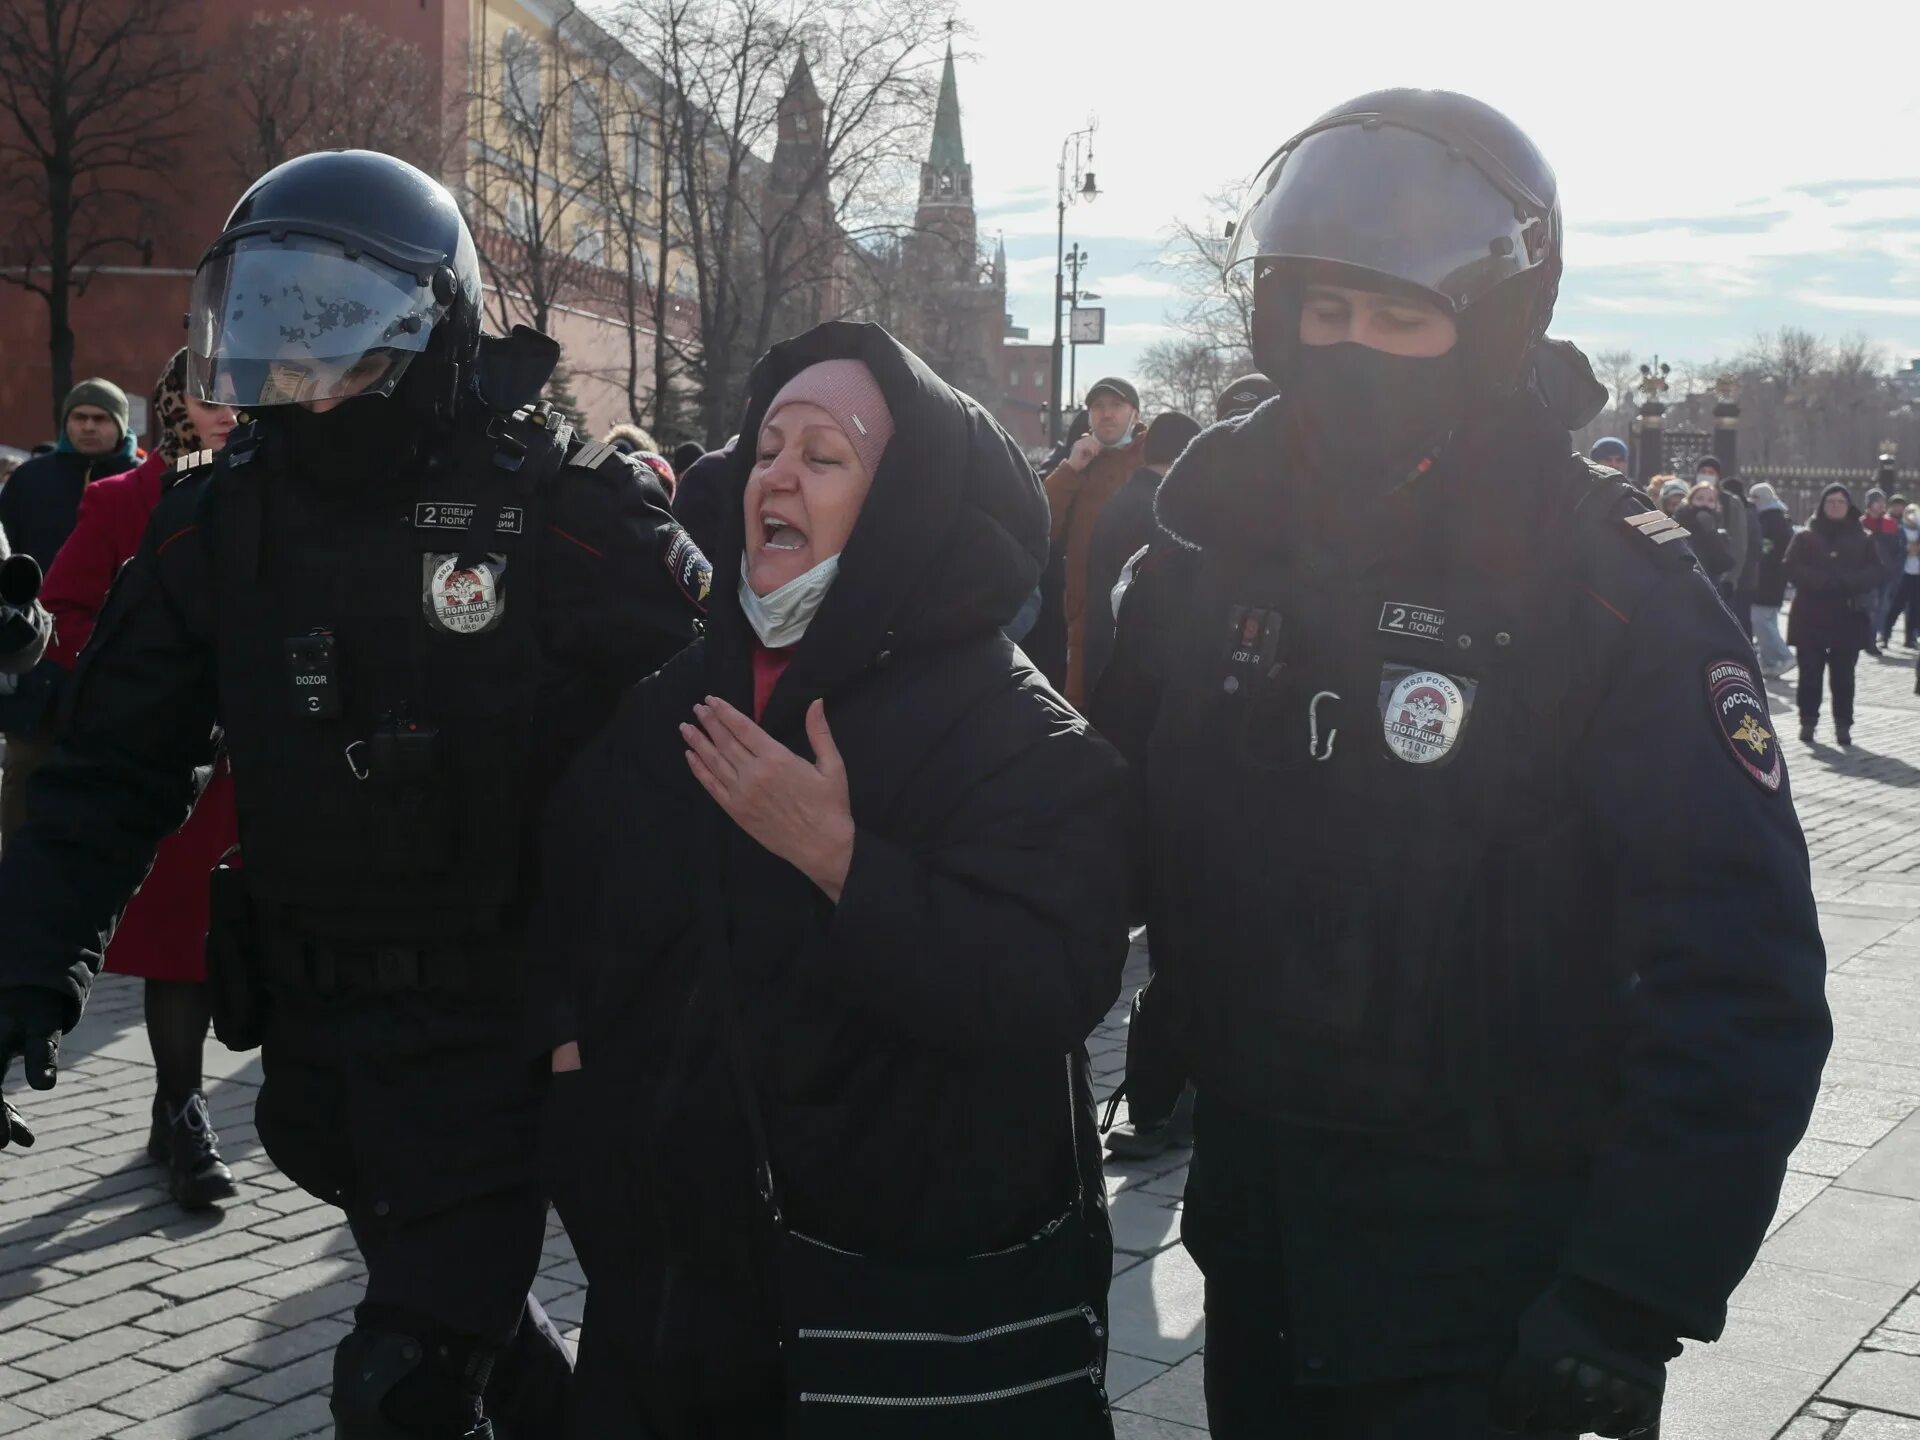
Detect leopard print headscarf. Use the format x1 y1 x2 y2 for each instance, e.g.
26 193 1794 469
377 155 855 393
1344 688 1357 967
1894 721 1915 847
151 348 198 461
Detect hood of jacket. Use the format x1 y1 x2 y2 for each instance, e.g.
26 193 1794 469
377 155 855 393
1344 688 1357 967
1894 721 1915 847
1810 483 1861 538
704 322 1046 728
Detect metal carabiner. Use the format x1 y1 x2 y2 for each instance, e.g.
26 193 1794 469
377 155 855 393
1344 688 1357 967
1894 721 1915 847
1308 690 1340 762
344 740 370 782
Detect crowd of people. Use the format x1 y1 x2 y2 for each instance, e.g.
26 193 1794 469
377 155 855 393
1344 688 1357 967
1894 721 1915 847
0 87 1849 1440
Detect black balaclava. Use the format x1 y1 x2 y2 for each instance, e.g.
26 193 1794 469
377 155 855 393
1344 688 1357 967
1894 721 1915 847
1280 340 1469 501
274 393 425 495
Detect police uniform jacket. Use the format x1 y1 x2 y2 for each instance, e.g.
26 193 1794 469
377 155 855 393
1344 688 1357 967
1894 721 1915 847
0 394 706 1032
536 322 1130 1420
1093 388 1831 1385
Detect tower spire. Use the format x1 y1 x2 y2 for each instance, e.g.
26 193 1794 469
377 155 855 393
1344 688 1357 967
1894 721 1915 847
928 40 965 171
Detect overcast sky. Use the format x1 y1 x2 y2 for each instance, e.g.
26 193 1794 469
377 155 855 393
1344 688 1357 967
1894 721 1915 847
948 0 1920 394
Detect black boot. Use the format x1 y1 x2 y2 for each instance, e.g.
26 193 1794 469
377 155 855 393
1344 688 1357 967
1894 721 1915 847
1799 719 1817 745
1837 726 1853 748
163 1091 236 1210
147 1099 169 1166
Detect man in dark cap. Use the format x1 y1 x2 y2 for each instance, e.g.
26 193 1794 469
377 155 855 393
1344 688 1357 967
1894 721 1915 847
1042 376 1145 705
1216 373 1279 423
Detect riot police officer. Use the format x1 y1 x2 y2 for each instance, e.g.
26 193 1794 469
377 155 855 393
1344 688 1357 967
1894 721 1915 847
1094 92 1831 1438
0 152 707 1438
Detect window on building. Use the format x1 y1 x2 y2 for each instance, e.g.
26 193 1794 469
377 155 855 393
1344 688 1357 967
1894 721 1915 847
627 115 655 198
570 84 604 166
938 170 953 197
505 192 531 241
572 222 605 266
501 27 541 132
1034 369 1045 389
672 265 696 300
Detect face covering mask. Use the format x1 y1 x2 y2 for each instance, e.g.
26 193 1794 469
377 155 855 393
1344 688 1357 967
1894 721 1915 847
738 552 840 649
1280 343 1467 501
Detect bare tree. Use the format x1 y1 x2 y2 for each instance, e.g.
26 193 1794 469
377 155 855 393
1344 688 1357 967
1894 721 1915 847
1156 188 1256 366
611 0 948 446
1138 336 1253 420
464 6 606 339
226 10 447 185
0 0 204 424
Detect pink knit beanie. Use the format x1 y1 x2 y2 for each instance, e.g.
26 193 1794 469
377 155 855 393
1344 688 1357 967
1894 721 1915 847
763 359 894 477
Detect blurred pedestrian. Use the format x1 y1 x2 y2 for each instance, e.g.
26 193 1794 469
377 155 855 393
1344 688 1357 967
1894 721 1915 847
1864 488 1904 649
1589 435 1628 471
605 421 659 456
1042 377 1146 705
671 440 705 480
1784 484 1886 746
1747 482 1795 677
1679 479 1735 584
1720 474 1759 621
1886 500 1920 651
1655 475 1686 513
1081 409 1200 697
0 378 137 572
540 324 1126 1436
35 348 240 1209
1214 373 1278 423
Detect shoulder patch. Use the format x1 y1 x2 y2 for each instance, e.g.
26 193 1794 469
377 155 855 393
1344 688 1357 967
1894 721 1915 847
665 529 712 608
1706 658 1783 794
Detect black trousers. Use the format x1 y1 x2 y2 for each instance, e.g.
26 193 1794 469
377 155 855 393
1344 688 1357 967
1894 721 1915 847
255 985 570 1435
1795 645 1860 727
1121 968 1188 1126
1204 1276 1577 1440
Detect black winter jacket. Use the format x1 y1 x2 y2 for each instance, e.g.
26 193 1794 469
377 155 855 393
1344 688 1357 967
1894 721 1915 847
1785 488 1885 650
1754 506 1795 608
538 322 1129 1420
1678 502 1734 582
0 445 133 572
1080 464 1161 696
1093 387 1829 1383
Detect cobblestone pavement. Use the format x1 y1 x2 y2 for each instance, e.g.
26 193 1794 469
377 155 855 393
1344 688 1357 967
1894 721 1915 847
0 647 1915 1438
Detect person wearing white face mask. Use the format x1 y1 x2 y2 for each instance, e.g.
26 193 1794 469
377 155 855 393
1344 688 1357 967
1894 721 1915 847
536 322 1130 1438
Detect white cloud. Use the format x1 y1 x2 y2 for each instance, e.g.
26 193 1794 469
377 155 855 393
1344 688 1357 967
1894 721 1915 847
1794 293 1920 317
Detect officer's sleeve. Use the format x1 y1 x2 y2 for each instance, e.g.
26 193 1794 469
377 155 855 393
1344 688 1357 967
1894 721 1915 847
541 453 706 700
1563 560 1831 1341
0 494 219 1028
1088 541 1181 766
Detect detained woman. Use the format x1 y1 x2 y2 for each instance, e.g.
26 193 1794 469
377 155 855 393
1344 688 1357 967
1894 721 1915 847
538 321 1130 1438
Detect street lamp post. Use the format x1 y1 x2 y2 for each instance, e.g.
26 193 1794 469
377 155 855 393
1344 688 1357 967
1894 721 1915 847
1049 123 1098 447
1064 244 1090 410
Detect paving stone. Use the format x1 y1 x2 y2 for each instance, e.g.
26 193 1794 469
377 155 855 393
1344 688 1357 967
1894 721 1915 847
4 1410 134 1440
1111 1411 1208 1438
1660 1350 1834 1440
100 1357 259 1420
1106 1244 1206 1365
9 1357 170 1417
1711 1261 1904 1377
230 1348 332 1404
107 1392 269 1440
1827 1349 1920 1415
33 1289 169 1338
132 1314 280 1370
1108 1189 1183 1256
212 1393 333 1439
14 1324 167 1380
226 1317 351 1370
1104 1350 1169 1402
1841 1413 1920 1437
145 1256 277 1300
1765 1187 1920 1288
1114 1353 1207 1428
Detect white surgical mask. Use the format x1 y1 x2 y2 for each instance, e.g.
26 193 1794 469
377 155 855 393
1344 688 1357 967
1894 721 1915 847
737 552 841 649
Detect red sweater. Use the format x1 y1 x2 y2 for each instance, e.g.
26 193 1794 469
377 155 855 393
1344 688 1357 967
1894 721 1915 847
38 449 237 982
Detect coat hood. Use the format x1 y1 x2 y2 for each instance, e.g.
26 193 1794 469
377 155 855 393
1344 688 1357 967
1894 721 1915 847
706 322 1047 726
1811 483 1861 534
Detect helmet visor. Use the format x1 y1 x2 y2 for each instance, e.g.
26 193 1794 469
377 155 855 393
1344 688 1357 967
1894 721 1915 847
1224 120 1547 312
187 234 441 407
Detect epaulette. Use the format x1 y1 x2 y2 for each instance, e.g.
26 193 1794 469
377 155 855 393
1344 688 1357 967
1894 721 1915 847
1562 458 1692 566
173 449 215 475
565 437 630 475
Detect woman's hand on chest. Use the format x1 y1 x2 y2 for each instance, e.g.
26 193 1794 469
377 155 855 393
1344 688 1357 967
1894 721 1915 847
682 695 856 901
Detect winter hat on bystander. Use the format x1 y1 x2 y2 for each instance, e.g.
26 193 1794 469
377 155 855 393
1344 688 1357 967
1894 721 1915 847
764 359 895 478
151 349 200 462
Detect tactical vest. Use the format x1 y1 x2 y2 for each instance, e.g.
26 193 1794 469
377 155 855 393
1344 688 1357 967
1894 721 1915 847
1146 473 1636 1149
203 408 569 949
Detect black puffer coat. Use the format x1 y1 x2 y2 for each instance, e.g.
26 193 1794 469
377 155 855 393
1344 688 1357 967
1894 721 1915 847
1785 486 1884 649
538 321 1130 1430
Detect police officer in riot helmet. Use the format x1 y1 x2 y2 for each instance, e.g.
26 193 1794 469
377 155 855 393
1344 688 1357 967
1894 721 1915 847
0 151 707 1438
1094 91 1830 1438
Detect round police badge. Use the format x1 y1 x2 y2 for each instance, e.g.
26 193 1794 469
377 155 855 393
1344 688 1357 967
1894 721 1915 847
424 554 506 635
1706 658 1782 793
1380 668 1468 765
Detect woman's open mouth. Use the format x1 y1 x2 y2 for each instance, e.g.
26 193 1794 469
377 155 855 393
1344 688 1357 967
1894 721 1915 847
762 514 807 552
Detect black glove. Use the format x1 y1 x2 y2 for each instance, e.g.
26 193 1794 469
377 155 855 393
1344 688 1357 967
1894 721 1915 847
0 987 67 1092
1491 1278 1677 1439
2 1095 31 1149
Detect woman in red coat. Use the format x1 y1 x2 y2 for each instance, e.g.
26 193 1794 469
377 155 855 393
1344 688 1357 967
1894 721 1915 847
39 348 241 1209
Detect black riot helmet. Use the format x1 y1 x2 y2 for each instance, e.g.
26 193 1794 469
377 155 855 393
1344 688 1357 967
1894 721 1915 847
1228 89 1563 400
187 151 482 421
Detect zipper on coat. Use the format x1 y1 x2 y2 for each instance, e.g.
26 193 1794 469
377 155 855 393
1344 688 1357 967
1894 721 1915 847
798 1364 1100 1409
796 1302 1095 1345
